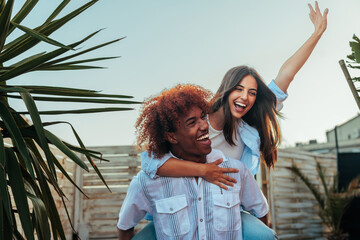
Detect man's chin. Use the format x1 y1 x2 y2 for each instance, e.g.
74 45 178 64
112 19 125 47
203 147 212 155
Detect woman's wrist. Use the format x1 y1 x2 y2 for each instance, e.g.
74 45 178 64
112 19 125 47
199 163 208 178
313 26 326 38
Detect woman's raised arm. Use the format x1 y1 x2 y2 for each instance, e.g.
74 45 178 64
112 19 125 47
274 1 328 92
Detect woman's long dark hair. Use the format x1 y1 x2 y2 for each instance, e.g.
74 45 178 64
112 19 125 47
211 65 281 168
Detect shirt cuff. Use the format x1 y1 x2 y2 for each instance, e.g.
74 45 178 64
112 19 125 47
268 80 288 111
117 222 137 231
141 151 171 179
268 80 288 101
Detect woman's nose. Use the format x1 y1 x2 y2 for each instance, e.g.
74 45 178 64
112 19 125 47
240 91 248 100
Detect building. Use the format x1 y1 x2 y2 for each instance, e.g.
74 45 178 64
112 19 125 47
290 114 360 154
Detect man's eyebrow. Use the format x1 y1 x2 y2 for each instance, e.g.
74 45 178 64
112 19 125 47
185 116 196 124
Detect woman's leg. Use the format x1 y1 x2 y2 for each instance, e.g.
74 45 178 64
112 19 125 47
241 211 277 240
132 221 157 240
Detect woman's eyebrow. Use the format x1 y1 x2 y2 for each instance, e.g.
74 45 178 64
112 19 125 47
237 84 257 91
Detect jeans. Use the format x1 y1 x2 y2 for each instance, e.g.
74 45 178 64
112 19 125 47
133 211 277 240
241 211 277 240
132 221 156 240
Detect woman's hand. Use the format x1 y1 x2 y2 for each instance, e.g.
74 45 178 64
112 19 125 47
202 158 239 189
308 1 328 36
274 1 329 92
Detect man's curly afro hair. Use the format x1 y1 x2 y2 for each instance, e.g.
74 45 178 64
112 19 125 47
136 84 212 158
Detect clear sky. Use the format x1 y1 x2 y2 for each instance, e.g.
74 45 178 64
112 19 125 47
9 0 360 148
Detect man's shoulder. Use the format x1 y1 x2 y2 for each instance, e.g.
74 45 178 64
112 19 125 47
128 170 165 193
207 149 247 171
130 170 153 185
206 149 226 163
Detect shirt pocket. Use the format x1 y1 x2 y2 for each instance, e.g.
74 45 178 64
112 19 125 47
155 194 190 237
212 192 241 231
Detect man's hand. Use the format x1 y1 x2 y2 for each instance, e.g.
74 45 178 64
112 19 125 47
259 214 272 228
202 158 239 189
117 227 134 240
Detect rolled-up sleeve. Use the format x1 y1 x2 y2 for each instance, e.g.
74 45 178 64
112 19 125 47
141 151 171 179
239 167 269 218
268 80 288 111
117 176 151 230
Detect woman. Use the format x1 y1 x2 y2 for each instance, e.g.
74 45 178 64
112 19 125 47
138 2 328 239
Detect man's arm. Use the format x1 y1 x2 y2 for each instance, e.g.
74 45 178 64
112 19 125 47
274 1 328 92
238 164 270 225
117 175 150 238
117 227 134 240
258 215 270 227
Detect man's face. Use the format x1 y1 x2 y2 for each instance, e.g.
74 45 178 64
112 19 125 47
169 106 212 162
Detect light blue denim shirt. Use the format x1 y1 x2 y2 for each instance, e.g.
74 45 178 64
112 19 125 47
141 79 288 178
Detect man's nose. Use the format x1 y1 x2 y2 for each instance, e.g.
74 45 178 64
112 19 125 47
199 119 208 130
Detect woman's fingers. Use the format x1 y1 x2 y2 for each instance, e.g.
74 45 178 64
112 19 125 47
215 181 229 190
212 158 224 165
323 8 329 17
308 3 315 15
315 1 320 13
307 1 328 34
219 178 235 187
223 174 237 183
221 167 239 173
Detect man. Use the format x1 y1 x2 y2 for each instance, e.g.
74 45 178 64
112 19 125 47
117 84 269 240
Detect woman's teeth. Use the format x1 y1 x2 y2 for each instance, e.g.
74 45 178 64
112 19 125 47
234 102 246 108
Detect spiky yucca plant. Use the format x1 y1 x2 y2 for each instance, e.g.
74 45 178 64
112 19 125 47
288 162 360 240
346 34 360 109
0 0 138 239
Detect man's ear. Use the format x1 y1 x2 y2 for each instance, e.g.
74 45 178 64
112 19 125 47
166 132 178 144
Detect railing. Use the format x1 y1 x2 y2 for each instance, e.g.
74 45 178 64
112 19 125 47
65 146 337 239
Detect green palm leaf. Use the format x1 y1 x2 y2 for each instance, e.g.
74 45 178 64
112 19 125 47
18 107 134 115
0 0 13 52
20 91 58 181
288 162 360 236
4 84 134 98
0 133 13 227
38 64 105 71
0 100 35 178
43 0 70 26
27 192 51 240
7 0 38 35
44 129 89 171
40 37 125 67
8 52 46 68
1 0 137 238
6 148 34 240
287 164 324 208
1 0 98 62
31 155 66 240
11 21 73 50
6 94 140 104
0 30 103 82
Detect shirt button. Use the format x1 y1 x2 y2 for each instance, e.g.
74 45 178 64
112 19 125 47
170 208 173 211
227 202 230 206
200 218 203 222
198 197 202 201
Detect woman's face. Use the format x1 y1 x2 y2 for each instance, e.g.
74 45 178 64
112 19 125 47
227 74 257 119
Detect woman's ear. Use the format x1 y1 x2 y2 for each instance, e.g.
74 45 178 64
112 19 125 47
166 132 178 144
